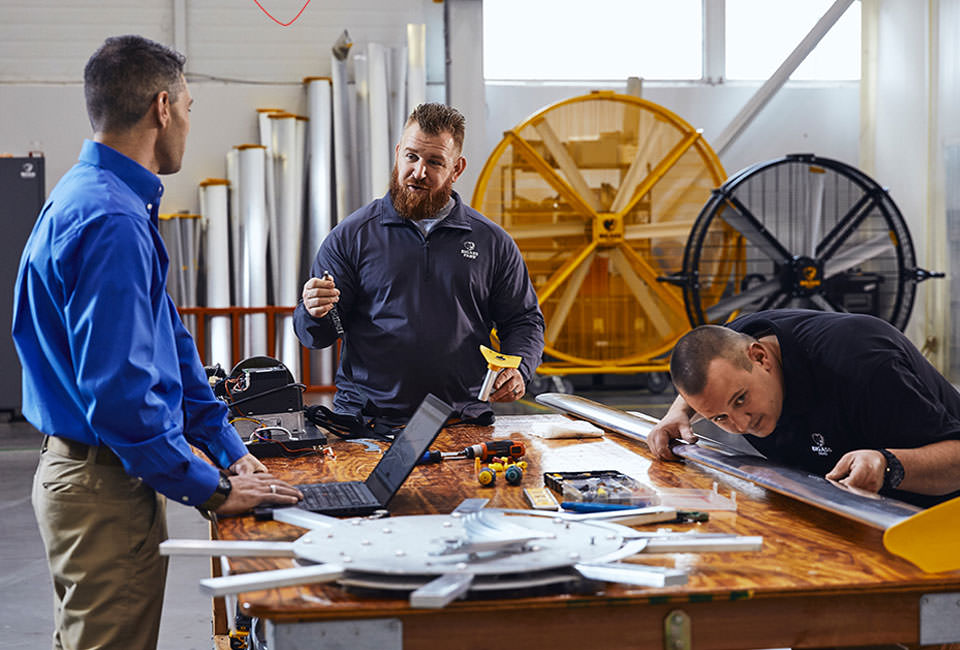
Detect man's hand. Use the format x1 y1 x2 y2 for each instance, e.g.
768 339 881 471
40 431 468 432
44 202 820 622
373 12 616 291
647 397 699 461
215 472 303 516
825 450 886 492
489 368 525 403
228 453 267 475
301 275 340 319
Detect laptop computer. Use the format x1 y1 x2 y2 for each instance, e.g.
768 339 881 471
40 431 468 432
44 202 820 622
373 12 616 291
294 394 454 516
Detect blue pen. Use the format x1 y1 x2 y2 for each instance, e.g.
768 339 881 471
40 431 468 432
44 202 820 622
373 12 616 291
560 501 640 513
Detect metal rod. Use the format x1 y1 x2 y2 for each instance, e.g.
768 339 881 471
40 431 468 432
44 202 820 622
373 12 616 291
713 0 855 155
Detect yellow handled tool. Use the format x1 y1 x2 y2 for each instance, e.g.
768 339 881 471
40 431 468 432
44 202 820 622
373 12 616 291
477 345 522 401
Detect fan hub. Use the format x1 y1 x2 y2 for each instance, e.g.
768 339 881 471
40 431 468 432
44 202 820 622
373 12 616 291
787 256 824 297
592 212 624 247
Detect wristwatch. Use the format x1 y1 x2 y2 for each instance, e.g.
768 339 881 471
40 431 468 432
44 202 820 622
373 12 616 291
878 449 904 490
199 472 232 512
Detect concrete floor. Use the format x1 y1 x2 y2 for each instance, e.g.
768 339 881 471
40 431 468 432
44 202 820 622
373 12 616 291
1 387 679 650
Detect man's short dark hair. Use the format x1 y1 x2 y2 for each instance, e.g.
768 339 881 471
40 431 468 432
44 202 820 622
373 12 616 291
406 103 465 153
670 325 755 396
84 35 186 133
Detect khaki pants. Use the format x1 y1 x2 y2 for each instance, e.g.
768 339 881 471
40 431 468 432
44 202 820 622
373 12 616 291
33 441 168 650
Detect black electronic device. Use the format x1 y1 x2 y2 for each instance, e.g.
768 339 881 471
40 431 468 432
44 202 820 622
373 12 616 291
228 366 302 416
1 155 45 415
213 356 326 456
293 394 453 516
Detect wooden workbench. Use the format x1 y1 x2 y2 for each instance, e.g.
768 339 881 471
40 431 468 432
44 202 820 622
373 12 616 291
214 414 960 649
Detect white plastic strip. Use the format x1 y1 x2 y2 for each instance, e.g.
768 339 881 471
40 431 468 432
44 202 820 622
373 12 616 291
366 42 391 199
406 23 427 116
237 145 269 357
306 77 336 385
200 180 232 369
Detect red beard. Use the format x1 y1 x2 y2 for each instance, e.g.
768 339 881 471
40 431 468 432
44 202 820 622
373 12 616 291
389 165 454 221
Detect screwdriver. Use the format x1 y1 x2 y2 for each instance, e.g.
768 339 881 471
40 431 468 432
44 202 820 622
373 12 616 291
320 271 345 337
418 439 526 465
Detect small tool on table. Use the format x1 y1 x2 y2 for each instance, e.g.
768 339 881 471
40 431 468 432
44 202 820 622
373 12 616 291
418 439 526 465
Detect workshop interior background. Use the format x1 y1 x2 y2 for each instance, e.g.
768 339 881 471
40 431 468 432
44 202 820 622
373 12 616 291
1 1 960 647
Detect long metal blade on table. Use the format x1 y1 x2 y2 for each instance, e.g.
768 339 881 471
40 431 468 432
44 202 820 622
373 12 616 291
534 393 920 531
536 393 960 572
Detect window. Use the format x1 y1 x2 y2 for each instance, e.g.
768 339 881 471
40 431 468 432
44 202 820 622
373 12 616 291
483 0 702 81
725 0 861 81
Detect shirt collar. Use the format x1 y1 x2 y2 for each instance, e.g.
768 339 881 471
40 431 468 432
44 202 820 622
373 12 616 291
380 190 472 230
78 139 164 218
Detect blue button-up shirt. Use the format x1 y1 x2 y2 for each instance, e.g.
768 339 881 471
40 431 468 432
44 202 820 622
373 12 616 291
13 140 247 505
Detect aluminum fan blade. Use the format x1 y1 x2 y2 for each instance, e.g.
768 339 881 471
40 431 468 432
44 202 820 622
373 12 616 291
532 118 600 213
807 167 825 258
823 233 892 278
508 224 587 239
718 196 793 262
545 249 596 344
808 293 838 312
623 221 696 240
704 278 782 322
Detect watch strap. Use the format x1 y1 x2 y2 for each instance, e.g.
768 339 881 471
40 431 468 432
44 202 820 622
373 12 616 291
878 448 904 490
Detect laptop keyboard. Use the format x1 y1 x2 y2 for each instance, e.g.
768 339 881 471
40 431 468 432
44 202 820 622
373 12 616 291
299 481 372 511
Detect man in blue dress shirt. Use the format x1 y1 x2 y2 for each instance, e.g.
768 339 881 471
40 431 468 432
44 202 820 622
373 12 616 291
12 35 301 650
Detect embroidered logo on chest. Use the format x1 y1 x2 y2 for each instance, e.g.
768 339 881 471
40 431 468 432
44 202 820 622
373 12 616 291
810 432 832 456
460 240 478 260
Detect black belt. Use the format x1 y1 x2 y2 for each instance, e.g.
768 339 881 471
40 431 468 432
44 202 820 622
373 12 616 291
43 435 123 466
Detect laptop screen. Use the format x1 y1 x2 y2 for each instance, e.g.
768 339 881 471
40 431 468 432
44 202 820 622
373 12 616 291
364 394 454 504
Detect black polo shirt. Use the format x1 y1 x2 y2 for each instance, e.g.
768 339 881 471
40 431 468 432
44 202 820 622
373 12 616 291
728 309 960 507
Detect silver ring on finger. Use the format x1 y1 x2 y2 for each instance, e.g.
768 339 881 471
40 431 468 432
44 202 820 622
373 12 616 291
270 484 277 494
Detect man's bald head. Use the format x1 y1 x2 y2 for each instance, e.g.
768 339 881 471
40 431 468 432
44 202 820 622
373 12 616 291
670 325 755 396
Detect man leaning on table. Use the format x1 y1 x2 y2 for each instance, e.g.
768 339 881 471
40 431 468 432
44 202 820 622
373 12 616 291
648 309 960 508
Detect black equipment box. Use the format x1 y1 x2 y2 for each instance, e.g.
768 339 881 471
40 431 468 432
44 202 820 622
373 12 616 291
232 366 302 416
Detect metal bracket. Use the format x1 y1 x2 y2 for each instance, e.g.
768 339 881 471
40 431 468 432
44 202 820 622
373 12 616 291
267 618 402 650
663 609 691 650
919 592 960 644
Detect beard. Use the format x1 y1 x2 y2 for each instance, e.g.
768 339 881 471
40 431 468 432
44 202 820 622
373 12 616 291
389 164 454 221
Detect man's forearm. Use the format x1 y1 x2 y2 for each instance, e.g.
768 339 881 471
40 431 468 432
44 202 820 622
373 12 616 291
892 439 960 495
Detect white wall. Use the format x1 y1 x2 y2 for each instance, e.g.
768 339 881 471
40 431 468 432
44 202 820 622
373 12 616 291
0 0 436 211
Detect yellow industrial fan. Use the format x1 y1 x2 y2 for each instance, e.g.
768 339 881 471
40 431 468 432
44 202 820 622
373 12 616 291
473 91 728 378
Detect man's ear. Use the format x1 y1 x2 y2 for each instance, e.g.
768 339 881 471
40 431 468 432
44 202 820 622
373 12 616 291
153 90 171 129
451 156 466 182
747 341 767 366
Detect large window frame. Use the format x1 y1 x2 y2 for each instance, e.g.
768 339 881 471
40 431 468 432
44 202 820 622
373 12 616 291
482 0 861 84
